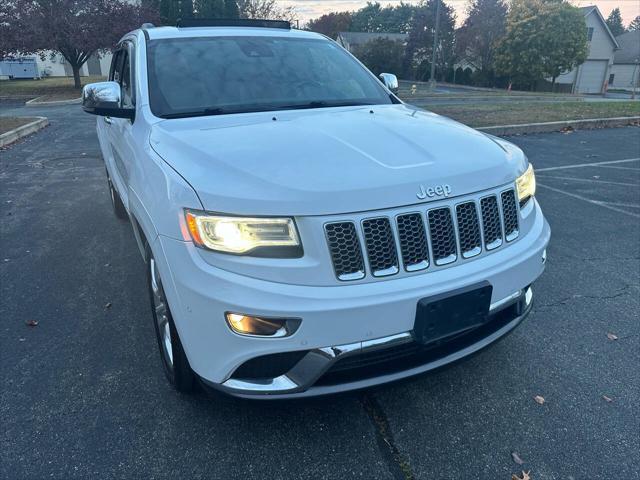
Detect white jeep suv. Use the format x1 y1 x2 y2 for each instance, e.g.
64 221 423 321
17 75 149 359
82 19 550 398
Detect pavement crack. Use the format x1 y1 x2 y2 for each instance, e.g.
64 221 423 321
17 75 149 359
359 392 415 480
536 286 634 309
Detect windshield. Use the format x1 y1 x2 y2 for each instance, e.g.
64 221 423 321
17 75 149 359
146 36 394 118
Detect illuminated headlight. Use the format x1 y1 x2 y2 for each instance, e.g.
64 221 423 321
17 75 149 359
516 164 536 205
185 210 301 256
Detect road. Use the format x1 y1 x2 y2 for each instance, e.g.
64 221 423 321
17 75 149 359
1 103 639 480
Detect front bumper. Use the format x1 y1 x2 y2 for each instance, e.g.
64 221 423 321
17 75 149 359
204 287 533 399
152 201 550 397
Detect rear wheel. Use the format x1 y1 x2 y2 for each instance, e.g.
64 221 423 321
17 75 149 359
106 170 128 220
147 249 196 393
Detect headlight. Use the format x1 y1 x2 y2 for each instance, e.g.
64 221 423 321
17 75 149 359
185 210 301 256
516 164 536 205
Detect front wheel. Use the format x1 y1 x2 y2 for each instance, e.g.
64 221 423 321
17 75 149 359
147 248 196 393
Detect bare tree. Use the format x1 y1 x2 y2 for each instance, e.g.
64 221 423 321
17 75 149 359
237 0 297 23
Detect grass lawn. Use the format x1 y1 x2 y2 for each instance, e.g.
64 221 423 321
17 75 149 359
421 101 640 127
398 81 570 98
0 76 106 99
0 117 39 135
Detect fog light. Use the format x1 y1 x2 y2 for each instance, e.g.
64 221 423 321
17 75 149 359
225 313 301 338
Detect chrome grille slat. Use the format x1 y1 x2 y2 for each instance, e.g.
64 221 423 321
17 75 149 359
362 217 399 277
324 188 518 281
325 222 365 281
455 202 482 259
501 190 519 242
480 196 503 250
427 207 457 266
396 213 429 271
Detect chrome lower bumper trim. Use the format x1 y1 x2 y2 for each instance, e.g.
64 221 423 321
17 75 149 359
216 288 532 397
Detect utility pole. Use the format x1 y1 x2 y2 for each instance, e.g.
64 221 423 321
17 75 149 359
428 0 441 91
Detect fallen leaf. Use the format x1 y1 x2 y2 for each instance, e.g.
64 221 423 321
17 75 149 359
19 337 26 342
511 451 525 465
512 471 531 480
606 333 618 341
592 175 600 179
602 395 613 403
534 395 545 405
25 320 38 327
104 302 112 309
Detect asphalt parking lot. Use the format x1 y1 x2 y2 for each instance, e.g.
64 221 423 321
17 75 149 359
1 103 638 480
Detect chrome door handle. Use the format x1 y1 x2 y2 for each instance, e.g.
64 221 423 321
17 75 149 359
103 116 112 125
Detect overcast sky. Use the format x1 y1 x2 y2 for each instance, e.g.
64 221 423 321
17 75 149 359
282 0 639 25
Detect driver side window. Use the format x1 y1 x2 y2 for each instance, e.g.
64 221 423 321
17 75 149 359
108 46 133 108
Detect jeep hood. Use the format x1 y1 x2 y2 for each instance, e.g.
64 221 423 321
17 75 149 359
150 104 526 216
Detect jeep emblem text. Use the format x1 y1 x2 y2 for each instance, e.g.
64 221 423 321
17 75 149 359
416 184 452 200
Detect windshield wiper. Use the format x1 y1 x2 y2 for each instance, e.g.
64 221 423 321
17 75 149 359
271 101 374 111
160 107 230 119
159 101 374 119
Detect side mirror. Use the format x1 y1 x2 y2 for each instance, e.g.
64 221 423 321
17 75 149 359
379 73 399 94
82 81 134 120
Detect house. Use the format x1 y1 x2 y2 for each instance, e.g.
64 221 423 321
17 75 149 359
336 32 408 53
609 30 640 92
555 5 619 94
0 51 112 79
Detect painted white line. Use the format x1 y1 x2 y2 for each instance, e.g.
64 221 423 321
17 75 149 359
536 158 640 172
538 184 640 218
592 165 640 171
537 175 638 187
601 202 640 209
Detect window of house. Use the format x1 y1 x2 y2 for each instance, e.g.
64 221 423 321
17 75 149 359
587 27 594 41
608 74 615 85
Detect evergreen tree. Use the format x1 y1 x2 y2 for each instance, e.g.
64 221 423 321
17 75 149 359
606 8 626 37
456 0 507 86
403 0 456 81
629 15 640 31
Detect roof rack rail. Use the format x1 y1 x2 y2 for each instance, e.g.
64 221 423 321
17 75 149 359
141 22 155 29
176 18 291 29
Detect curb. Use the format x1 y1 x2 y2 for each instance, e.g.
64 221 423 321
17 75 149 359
25 95 81 107
477 116 640 136
409 95 584 103
0 117 49 147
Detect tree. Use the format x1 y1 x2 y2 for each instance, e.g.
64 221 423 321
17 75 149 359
352 38 405 76
495 0 588 91
0 0 158 89
629 15 640 31
606 8 626 37
350 2 417 34
193 0 239 19
456 0 507 86
307 12 352 39
238 0 296 23
403 0 456 81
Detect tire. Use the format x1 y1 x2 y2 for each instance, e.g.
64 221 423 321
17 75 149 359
147 247 196 393
106 170 128 220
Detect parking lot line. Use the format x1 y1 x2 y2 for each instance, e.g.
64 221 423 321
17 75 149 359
592 165 640 171
536 175 638 187
537 183 640 218
536 157 640 172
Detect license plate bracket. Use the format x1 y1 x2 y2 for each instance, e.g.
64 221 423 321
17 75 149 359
413 282 493 345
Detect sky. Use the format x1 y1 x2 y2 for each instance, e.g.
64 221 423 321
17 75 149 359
281 0 640 25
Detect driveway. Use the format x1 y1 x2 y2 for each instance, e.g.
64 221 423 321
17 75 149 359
1 104 638 480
